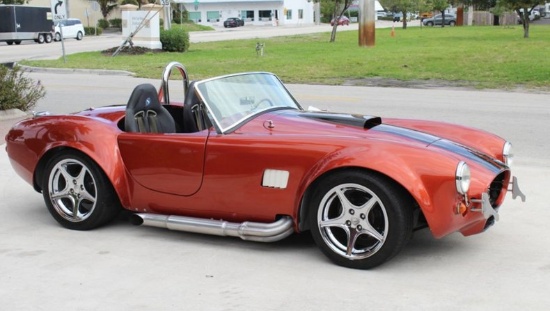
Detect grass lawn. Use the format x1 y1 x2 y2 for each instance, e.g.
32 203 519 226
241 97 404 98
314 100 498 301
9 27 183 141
22 25 550 90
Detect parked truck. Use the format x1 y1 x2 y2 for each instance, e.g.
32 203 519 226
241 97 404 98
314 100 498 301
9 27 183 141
0 5 54 45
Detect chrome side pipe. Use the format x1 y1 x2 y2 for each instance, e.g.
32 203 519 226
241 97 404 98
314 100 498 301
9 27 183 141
130 214 294 243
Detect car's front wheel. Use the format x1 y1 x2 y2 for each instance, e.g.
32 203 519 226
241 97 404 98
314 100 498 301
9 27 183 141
449 21 456 26
426 21 434 26
55 32 61 41
308 171 413 269
76 31 83 40
42 151 121 230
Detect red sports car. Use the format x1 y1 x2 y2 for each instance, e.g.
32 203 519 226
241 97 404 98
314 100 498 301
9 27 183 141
5 62 525 269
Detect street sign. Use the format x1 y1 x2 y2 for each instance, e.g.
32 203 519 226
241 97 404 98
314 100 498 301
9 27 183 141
161 0 170 7
50 0 67 22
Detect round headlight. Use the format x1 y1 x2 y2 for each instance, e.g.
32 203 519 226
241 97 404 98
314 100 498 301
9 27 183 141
503 142 513 167
455 161 471 195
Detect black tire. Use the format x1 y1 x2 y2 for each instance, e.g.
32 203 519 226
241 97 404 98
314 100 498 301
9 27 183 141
308 171 413 269
76 31 83 40
6 41 13 45
42 151 121 230
37 34 45 44
55 32 61 41
45 34 53 43
426 21 434 26
449 21 456 26
14 40 21 45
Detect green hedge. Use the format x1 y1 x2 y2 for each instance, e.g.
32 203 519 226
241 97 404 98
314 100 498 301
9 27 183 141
84 27 103 36
160 27 190 52
97 19 110 29
109 18 122 29
0 65 45 111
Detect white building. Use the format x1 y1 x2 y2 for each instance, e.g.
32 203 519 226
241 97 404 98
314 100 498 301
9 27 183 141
176 0 315 26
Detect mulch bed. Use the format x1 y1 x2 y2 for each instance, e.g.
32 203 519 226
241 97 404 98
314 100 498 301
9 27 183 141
101 46 163 56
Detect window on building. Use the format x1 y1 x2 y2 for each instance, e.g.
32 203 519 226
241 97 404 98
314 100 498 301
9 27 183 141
241 10 254 21
189 12 201 23
259 10 272 21
207 11 220 22
286 9 292 20
299 9 303 19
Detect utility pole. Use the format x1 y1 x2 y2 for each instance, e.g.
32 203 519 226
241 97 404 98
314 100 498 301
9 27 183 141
358 0 375 47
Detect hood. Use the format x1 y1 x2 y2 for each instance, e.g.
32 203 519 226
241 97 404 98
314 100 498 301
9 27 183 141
288 110 505 174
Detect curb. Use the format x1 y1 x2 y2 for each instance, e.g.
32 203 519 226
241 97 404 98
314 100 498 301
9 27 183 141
0 109 29 121
17 64 136 76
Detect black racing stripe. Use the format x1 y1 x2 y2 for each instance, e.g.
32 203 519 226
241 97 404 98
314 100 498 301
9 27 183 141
374 124 504 174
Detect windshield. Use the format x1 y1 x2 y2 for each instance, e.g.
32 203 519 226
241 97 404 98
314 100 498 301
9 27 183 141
195 72 301 133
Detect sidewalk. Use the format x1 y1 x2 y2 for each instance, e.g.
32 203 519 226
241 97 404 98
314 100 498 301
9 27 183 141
0 109 29 144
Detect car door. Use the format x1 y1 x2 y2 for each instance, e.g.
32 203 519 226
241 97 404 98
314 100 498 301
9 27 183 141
117 130 209 196
65 20 76 38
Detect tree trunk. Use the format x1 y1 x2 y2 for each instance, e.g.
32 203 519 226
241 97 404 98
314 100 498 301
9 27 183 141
402 11 407 29
522 7 530 38
330 23 338 42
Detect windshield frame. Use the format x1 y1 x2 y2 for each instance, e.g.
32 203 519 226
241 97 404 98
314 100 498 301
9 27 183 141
194 72 302 134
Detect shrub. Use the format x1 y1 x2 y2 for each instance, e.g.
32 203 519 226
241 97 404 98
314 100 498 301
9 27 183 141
84 27 103 36
121 0 138 5
97 19 110 29
160 27 190 52
0 65 45 111
109 18 122 29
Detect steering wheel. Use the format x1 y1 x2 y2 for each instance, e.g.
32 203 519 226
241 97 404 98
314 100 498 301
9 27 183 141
254 98 274 110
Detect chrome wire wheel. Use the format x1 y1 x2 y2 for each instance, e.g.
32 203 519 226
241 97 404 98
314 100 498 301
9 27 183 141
318 183 388 260
48 158 97 223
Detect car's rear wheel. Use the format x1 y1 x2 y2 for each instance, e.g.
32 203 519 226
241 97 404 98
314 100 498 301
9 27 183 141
449 21 456 26
42 151 121 230
308 171 413 269
76 31 83 40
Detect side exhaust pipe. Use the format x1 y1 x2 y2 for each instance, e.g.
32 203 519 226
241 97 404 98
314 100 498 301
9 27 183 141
130 213 295 243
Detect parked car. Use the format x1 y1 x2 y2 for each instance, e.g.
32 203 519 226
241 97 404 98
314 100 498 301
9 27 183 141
54 18 84 41
517 9 540 22
330 16 350 26
422 14 457 26
392 12 403 22
5 62 525 270
223 17 244 28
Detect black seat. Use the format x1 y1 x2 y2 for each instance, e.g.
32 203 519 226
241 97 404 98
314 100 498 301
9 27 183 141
125 84 176 133
182 81 200 133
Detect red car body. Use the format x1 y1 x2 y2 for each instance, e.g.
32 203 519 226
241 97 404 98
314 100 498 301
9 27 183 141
5 62 525 269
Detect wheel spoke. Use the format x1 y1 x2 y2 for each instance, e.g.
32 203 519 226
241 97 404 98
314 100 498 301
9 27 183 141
75 165 89 186
58 163 74 181
50 187 71 200
320 216 347 229
360 223 385 243
79 189 96 204
359 196 377 213
335 188 354 209
346 227 361 256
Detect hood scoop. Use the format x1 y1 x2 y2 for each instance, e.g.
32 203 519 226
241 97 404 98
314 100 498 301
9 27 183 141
300 112 382 129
